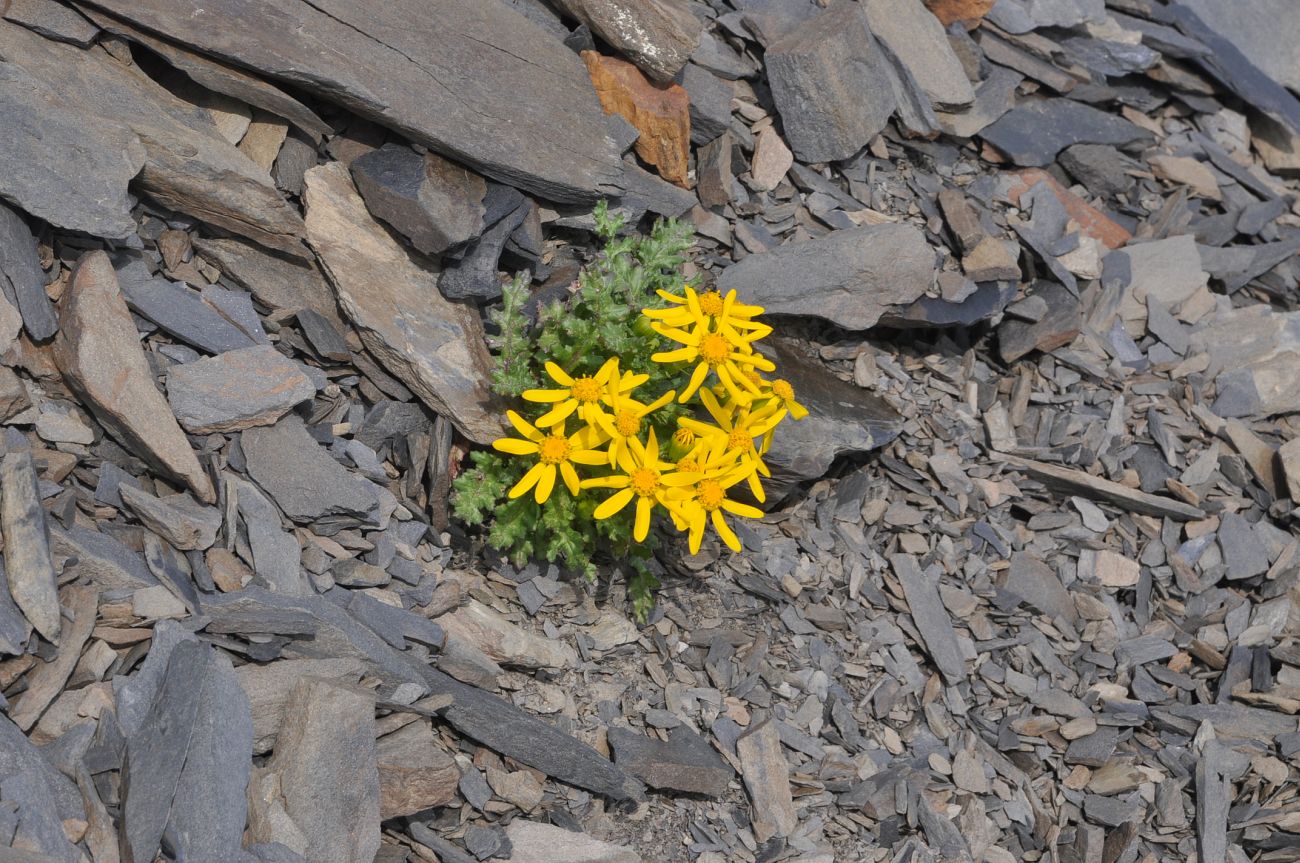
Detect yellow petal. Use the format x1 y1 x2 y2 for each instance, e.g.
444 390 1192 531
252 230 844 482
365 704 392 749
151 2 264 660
506 410 544 442
582 475 630 489
640 389 675 415
535 399 578 428
688 511 706 554
521 388 569 403
678 363 710 403
652 346 696 364
534 464 556 503
789 400 809 420
594 487 635 520
595 356 619 383
711 509 741 551
570 448 610 466
508 462 546 499
634 496 653 541
560 461 581 496
493 438 539 456
722 500 764 519
545 361 574 386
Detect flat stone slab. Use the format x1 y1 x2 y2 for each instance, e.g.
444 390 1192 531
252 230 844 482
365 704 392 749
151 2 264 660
608 726 734 797
981 98 1153 166
80 0 624 203
351 144 486 256
304 162 504 444
167 345 315 434
717 223 936 330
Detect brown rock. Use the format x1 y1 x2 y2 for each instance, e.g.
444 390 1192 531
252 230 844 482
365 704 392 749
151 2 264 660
924 0 996 27
696 132 733 208
750 127 793 192
0 366 32 421
1006 169 1131 251
1280 437 1300 502
206 548 252 593
1149 154 1221 200
52 252 215 503
583 51 690 188
377 720 459 819
736 720 796 842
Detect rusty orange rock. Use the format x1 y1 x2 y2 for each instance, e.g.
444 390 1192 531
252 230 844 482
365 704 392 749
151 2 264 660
582 51 691 188
1007 169 1132 251
923 0 996 28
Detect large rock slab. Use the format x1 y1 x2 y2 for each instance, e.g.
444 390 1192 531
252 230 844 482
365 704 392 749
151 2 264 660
552 0 700 83
0 20 304 255
121 639 253 863
350 144 486 256
167 345 315 434
717 223 936 330
608 726 733 797
52 252 215 503
863 0 974 110
376 720 459 819
242 414 380 526
235 658 366 754
981 98 1153 167
765 3 895 162
246 678 380 863
230 476 308 596
0 51 144 239
0 451 60 644
1176 0 1300 92
118 485 222 551
78 0 624 203
304 162 503 444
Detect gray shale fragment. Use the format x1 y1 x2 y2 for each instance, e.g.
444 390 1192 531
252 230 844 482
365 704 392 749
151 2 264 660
0 451 60 644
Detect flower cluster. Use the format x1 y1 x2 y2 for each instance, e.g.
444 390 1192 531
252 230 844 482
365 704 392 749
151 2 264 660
492 286 806 554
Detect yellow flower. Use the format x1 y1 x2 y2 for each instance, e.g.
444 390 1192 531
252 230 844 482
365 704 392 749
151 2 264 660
523 358 641 428
582 429 699 541
669 462 765 553
643 286 772 344
594 386 675 468
651 325 775 404
678 389 782 501
492 411 606 503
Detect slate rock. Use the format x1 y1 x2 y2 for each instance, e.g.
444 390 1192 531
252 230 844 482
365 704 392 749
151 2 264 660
114 256 258 355
1059 143 1138 197
981 98 1153 166
1 772 78 863
552 0 700 83
1177 0 1300 92
0 203 56 341
83 0 624 203
765 3 896 162
0 560 31 655
51 521 156 591
55 253 215 502
191 236 341 326
0 451 59 644
304 162 504 444
167 345 315 434
999 281 1081 363
350 144 487 256
3 0 99 46
761 339 902 497
1003 552 1078 623
0 39 144 238
863 0 974 110
504 821 640 863
0 21 304 254
235 658 366 754
82 7 330 141
242 414 380 525
681 63 733 146
1218 512 1271 580
608 726 734 797
935 65 1021 138
438 195 530 302
376 720 459 819
736 720 796 842
718 223 935 330
119 484 221 551
246 678 380 863
695 133 733 208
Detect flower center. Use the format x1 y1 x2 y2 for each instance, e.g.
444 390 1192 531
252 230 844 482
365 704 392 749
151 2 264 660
538 435 570 464
698 290 725 317
629 468 659 497
677 457 700 473
673 427 695 448
744 369 763 385
699 334 731 365
571 377 602 402
771 379 795 401
614 411 641 437
727 428 750 451
698 480 726 512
